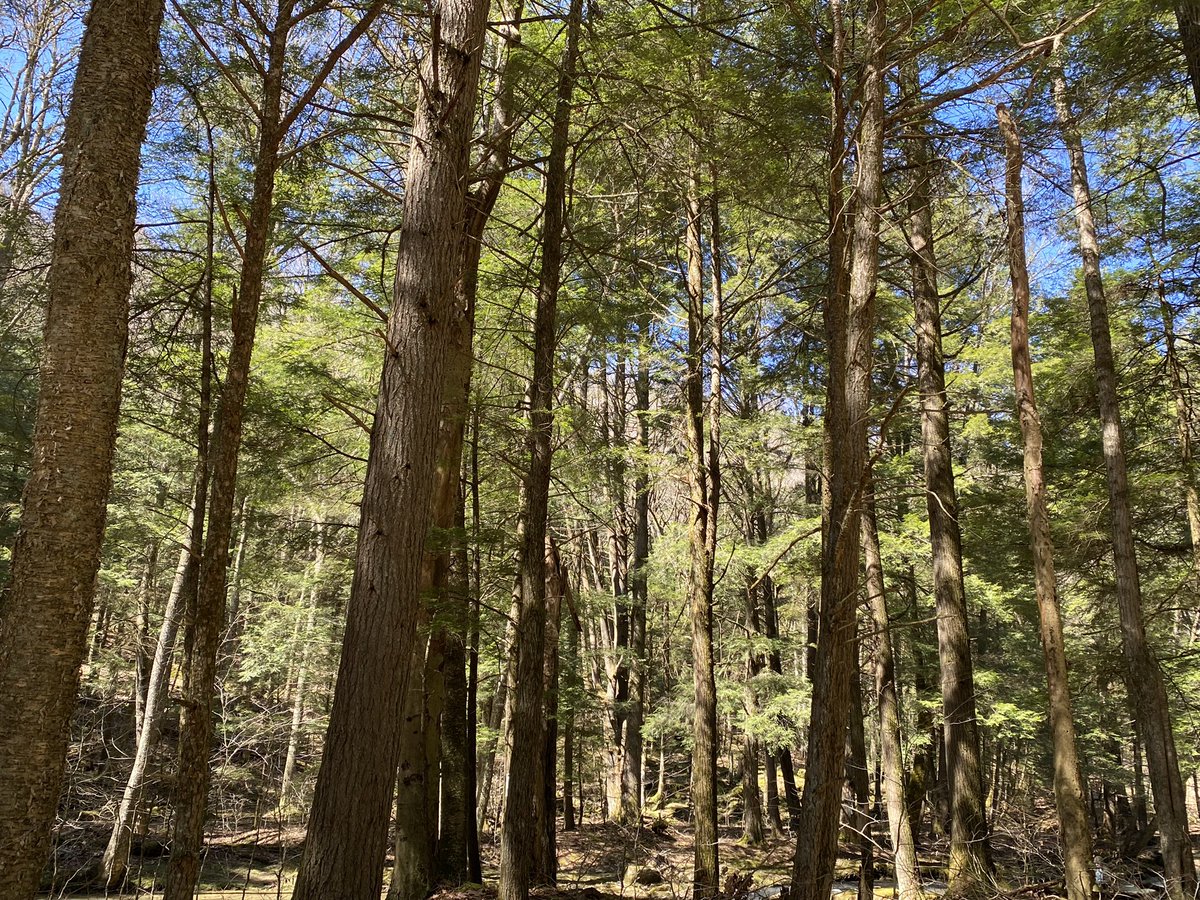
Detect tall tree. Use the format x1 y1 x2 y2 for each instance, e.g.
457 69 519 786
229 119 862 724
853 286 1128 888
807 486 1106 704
903 57 992 890
0 1 165 894
290 0 492 892
998 100 1095 900
790 2 884 899
497 0 582 892
1050 64 1196 900
685 172 720 900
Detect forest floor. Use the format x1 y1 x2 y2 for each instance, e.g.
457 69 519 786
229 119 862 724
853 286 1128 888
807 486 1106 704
42 807 1181 899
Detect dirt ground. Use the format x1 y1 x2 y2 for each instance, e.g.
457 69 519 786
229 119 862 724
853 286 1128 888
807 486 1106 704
39 810 1180 899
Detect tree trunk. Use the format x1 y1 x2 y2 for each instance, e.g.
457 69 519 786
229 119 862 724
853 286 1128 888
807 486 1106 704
1175 1 1200 117
761 556 800 826
790 2 882 899
1050 67 1197 900
103 190 214 878
477 617 512 830
133 536 160 738
863 490 920 900
0 1 164 893
221 495 251 664
847 658 874 900
280 527 325 809
998 102 1097 900
389 637 432 900
903 59 992 891
497 0 580 894
621 320 651 824
538 540 567 884
162 12 286 890
685 170 720 900
564 706 577 831
101 476 208 887
467 406 484 883
290 0 491 890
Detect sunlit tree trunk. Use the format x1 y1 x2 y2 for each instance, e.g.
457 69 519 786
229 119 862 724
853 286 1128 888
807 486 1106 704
291 0 491 892
685 170 719 900
620 318 651 823
998 102 1097 900
538 540 567 882
0 2 165 894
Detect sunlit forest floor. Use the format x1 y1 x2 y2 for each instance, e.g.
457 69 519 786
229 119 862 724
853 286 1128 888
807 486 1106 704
42 804 1188 899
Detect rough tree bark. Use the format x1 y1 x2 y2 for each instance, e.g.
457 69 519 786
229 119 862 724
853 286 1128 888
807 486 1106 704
0 2 165 894
290 0 491 892
903 59 992 891
496 0 581 893
997 101 1095 900
1049 68 1196 900
389 634 432 900
790 1 883 898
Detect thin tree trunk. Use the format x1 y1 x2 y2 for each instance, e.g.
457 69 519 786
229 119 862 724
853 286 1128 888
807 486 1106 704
564 707 577 831
0 2 164 893
863 490 919 900
847 659 874 900
291 0 490 891
1160 291 1200 590
280 527 325 808
101 476 209 887
761 557 800 827
467 405 484 883
998 102 1097 900
685 170 719 900
790 2 883 899
497 0 581 894
538 540 566 884
1050 67 1196 900
133 537 160 738
221 495 251 663
477 618 512 830
621 319 651 826
903 58 992 891
103 198 214 880
163 12 290 893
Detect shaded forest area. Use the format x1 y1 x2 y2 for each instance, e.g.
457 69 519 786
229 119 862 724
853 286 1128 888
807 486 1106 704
1 1 1200 899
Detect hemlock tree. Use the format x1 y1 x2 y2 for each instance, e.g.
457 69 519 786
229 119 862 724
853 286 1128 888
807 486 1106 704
291 0 492 893
0 1 166 895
